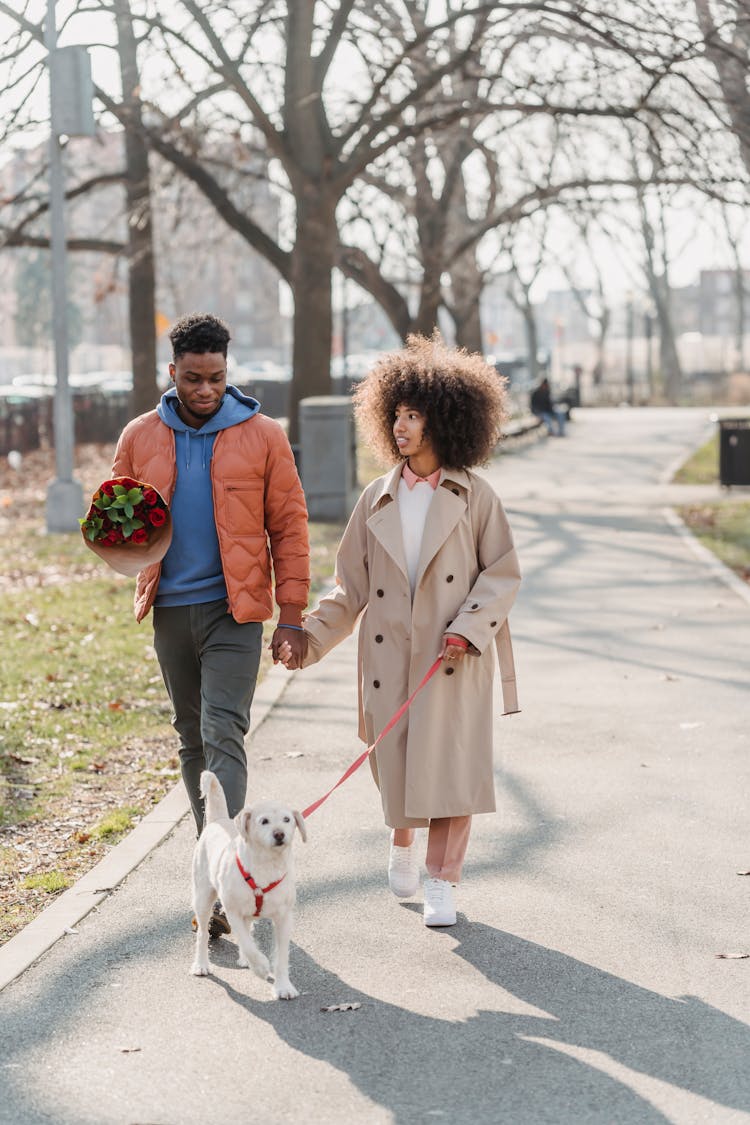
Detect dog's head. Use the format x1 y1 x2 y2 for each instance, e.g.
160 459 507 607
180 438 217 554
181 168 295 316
235 800 308 850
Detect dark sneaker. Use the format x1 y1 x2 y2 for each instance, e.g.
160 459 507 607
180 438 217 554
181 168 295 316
191 902 231 938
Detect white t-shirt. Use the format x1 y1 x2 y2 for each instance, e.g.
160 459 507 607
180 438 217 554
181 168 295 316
398 477 436 597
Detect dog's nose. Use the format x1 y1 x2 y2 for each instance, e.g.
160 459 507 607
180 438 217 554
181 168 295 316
273 829 286 845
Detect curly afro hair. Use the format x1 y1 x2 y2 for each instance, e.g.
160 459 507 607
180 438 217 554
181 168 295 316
353 334 509 471
169 312 231 360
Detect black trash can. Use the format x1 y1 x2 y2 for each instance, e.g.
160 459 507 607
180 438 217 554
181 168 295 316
718 417 750 487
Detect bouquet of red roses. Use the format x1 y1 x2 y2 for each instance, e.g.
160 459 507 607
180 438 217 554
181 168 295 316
80 477 172 577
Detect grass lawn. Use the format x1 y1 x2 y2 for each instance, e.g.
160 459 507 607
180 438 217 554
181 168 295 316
674 432 750 584
673 432 719 484
0 442 343 944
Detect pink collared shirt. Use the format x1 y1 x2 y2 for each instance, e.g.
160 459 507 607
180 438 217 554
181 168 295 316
401 462 441 490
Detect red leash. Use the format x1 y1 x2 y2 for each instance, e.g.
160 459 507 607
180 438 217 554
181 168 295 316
301 655 442 820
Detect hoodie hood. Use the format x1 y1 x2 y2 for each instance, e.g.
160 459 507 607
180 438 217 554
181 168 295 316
157 383 260 433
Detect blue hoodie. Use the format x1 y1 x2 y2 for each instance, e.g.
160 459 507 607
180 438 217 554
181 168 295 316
154 385 260 608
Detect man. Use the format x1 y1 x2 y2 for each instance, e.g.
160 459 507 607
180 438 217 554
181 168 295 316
113 313 309 929
530 377 566 437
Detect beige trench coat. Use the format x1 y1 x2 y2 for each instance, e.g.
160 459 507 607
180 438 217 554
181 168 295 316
303 464 521 827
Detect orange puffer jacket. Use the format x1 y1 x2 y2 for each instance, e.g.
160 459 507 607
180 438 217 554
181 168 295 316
112 409 309 624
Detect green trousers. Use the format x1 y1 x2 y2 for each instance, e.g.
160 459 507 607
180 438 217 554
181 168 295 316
153 600 263 834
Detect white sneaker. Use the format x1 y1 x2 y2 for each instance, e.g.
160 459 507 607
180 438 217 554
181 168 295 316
423 877 457 926
388 832 420 897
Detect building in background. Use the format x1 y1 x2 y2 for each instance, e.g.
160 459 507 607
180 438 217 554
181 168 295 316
0 132 283 381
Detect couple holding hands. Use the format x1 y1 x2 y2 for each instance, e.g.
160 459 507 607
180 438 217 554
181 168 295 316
112 313 520 930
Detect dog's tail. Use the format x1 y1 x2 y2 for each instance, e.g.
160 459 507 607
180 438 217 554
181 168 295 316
200 770 230 824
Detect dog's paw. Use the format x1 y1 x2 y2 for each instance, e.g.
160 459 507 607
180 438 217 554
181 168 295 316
273 980 299 1000
190 961 209 977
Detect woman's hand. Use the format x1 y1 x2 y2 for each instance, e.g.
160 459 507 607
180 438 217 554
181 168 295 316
440 633 469 664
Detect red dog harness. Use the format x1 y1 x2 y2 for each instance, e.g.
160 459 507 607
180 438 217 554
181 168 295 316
235 854 286 916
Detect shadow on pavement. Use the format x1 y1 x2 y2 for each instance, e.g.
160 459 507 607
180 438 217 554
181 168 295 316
205 920 750 1124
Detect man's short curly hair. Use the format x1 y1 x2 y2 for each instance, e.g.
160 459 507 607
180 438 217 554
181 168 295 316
353 334 508 470
169 313 231 360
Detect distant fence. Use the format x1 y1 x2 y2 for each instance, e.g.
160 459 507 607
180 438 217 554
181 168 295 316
0 388 133 456
0 378 300 457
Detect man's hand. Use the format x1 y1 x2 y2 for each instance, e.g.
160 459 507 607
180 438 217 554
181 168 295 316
271 626 307 669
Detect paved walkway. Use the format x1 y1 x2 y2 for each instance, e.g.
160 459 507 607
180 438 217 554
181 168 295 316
1 408 749 1125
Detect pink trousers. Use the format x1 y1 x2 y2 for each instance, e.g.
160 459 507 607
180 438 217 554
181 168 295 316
425 816 472 883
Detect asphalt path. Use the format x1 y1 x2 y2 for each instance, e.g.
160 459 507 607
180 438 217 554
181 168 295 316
1 407 749 1125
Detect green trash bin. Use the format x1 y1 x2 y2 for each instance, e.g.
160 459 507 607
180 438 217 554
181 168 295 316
718 417 750 487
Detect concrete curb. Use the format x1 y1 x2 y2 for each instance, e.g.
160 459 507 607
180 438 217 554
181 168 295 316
0 661 296 993
664 506 750 608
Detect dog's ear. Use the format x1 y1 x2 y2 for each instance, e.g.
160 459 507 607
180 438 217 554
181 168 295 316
293 810 307 843
235 808 253 840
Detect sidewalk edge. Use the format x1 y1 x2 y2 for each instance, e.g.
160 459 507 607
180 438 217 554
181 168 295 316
0 661 296 993
663 506 750 608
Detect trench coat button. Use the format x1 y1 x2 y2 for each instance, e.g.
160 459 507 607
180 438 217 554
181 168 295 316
375 634 383 643
446 575 454 583
376 589 384 597
471 603 479 609
490 620 497 627
445 666 455 676
373 679 381 688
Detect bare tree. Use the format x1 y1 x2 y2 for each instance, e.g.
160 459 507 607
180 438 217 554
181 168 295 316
695 0 750 177
0 0 159 413
131 0 497 440
557 210 613 387
719 200 750 370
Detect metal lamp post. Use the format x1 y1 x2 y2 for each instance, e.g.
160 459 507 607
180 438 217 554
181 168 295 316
44 0 94 532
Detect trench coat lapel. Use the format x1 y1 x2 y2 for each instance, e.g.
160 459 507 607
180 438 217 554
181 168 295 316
414 470 469 588
367 464 409 581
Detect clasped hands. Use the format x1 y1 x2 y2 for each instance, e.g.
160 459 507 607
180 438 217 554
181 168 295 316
270 626 307 670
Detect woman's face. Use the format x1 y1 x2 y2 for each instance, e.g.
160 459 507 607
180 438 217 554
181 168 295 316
393 403 431 458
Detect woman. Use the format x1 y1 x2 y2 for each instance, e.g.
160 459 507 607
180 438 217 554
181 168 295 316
276 334 521 926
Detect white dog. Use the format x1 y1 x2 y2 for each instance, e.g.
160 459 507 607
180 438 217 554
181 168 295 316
190 770 307 1000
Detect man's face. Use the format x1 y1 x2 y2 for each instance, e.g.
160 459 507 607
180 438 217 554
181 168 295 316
169 351 227 423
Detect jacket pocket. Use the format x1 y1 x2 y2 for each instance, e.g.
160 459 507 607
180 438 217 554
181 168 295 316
223 478 264 536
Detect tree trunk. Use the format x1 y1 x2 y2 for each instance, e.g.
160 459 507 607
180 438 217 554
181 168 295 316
524 307 540 385
413 250 443 337
287 186 337 445
453 299 483 353
449 249 484 353
113 0 158 417
654 281 682 402
734 267 747 371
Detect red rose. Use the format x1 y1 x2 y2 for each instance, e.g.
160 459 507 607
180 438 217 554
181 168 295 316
131 528 148 545
142 488 158 506
117 477 138 490
148 508 167 527
100 482 115 497
106 529 122 543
